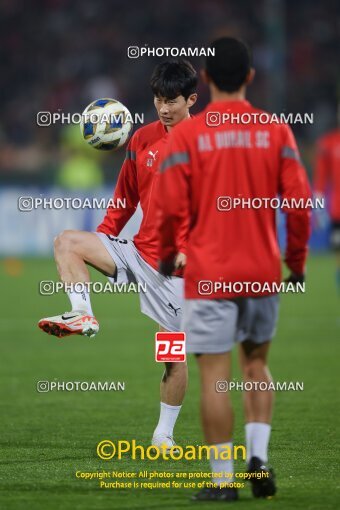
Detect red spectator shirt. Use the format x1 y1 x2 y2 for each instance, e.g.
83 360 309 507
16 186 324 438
314 129 340 221
97 120 187 275
158 100 311 299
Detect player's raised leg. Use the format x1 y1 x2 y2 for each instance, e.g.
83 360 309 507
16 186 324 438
152 326 188 450
239 340 276 498
38 230 116 338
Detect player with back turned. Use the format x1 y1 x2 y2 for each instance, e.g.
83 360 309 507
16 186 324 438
158 38 311 502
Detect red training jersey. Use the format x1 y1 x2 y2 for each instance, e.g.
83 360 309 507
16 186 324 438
313 128 340 221
158 100 311 299
97 120 187 275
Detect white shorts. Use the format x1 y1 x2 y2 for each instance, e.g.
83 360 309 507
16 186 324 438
96 233 184 331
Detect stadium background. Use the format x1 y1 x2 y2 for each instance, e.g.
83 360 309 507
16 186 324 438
0 0 339 509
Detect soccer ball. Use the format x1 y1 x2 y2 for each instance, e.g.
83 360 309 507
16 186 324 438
80 98 133 151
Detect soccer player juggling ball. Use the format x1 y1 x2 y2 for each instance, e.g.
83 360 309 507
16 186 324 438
158 38 311 501
38 60 198 450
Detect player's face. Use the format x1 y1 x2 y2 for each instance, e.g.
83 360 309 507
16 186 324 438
154 94 196 129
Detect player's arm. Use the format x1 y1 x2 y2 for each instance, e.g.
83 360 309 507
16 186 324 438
279 124 312 279
157 125 192 276
312 137 330 229
313 137 330 196
97 135 139 235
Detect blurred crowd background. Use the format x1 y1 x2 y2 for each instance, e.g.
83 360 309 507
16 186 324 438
0 0 338 188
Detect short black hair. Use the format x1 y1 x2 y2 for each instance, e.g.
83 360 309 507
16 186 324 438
206 37 252 93
150 59 198 100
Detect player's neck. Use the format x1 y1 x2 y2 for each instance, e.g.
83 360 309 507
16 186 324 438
210 85 246 103
166 112 191 132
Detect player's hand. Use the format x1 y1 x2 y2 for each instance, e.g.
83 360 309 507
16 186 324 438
174 252 187 269
284 273 305 285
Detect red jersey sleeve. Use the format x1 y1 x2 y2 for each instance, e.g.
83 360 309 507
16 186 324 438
279 124 311 275
158 123 191 264
97 135 139 235
313 137 330 194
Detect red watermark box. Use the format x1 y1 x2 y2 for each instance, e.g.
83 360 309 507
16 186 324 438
155 332 186 362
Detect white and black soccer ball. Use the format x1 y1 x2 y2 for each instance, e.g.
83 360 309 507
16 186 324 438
80 98 133 151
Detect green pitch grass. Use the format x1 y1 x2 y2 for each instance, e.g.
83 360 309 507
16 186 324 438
0 255 339 510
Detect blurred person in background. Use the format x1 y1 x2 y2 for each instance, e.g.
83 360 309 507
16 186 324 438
57 125 104 190
313 114 340 292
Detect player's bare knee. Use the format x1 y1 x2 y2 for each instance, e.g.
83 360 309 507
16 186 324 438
243 357 268 380
54 230 78 255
